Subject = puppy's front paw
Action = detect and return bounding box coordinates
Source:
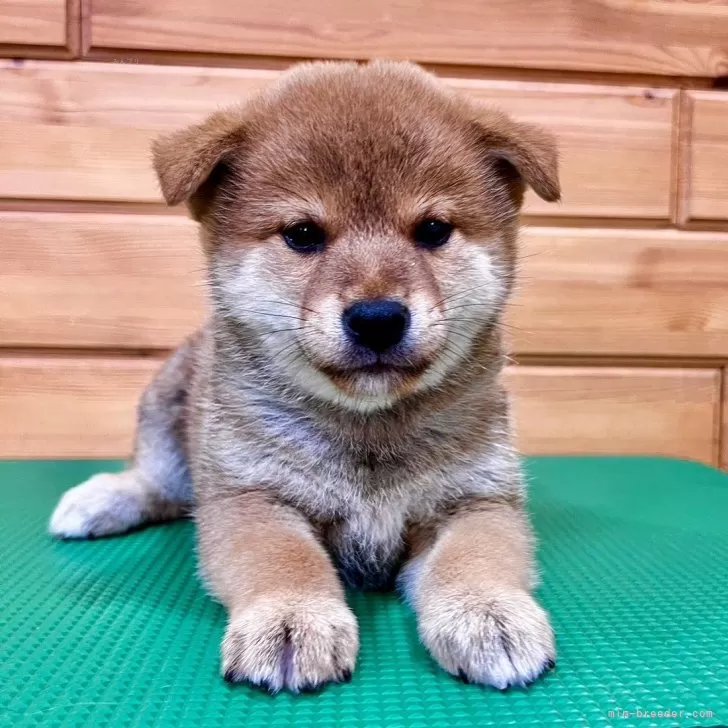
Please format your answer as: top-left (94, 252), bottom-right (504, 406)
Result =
top-left (49, 472), bottom-right (145, 539)
top-left (419, 589), bottom-right (555, 689)
top-left (222, 596), bottom-right (359, 693)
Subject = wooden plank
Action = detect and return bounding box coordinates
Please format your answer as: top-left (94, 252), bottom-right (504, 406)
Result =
top-left (684, 91), bottom-right (728, 222)
top-left (0, 62), bottom-right (271, 203)
top-left (0, 358), bottom-right (719, 462)
top-left (0, 356), bottom-right (161, 458)
top-left (0, 211), bottom-right (205, 348)
top-left (0, 0), bottom-right (66, 47)
top-left (6, 214), bottom-right (728, 357)
top-left (510, 227), bottom-right (728, 357)
top-left (0, 61), bottom-right (674, 219)
top-left (89, 0), bottom-right (728, 78)
top-left (506, 366), bottom-right (721, 465)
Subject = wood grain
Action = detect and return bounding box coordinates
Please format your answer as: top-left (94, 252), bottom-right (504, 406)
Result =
top-left (684, 91), bottom-right (728, 222)
top-left (506, 366), bottom-right (721, 465)
top-left (0, 62), bottom-right (272, 202)
top-left (0, 357), bottom-right (719, 461)
top-left (0, 356), bottom-right (161, 458)
top-left (0, 211), bottom-right (205, 348)
top-left (0, 0), bottom-right (66, 47)
top-left (89, 0), bottom-right (728, 78)
top-left (510, 227), bottom-right (728, 357)
top-left (0, 61), bottom-right (674, 219)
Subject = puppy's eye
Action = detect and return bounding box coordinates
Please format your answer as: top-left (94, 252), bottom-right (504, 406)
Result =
top-left (282, 221), bottom-right (326, 253)
top-left (412, 218), bottom-right (453, 250)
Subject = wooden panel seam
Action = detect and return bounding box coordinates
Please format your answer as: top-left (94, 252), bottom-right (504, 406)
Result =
top-left (0, 45), bottom-right (72, 59)
top-left (77, 48), bottom-right (718, 89)
top-left (682, 90), bottom-right (728, 223)
top-left (66, 0), bottom-right (82, 57)
top-left (712, 368), bottom-right (723, 467)
top-left (0, 201), bottom-right (687, 228)
top-left (676, 90), bottom-right (693, 227)
top-left (720, 367), bottom-right (727, 470)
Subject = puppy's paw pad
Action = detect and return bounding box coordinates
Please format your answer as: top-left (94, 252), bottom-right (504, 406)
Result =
top-left (222, 597), bottom-right (359, 693)
top-left (49, 473), bottom-right (145, 539)
top-left (421, 590), bottom-right (555, 689)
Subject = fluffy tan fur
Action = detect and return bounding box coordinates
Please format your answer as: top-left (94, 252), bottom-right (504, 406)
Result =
top-left (50, 60), bottom-right (560, 693)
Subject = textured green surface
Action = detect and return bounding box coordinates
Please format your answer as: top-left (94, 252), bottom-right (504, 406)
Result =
top-left (1, 457), bottom-right (727, 728)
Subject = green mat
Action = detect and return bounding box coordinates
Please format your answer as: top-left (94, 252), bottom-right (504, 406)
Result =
top-left (1, 457), bottom-right (727, 728)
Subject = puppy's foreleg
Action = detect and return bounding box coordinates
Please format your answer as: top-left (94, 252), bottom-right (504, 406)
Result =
top-left (48, 468), bottom-right (186, 539)
top-left (197, 491), bottom-right (359, 693)
top-left (49, 338), bottom-right (196, 539)
top-left (400, 500), bottom-right (555, 689)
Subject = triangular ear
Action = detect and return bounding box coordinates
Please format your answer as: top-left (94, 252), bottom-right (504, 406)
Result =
top-left (151, 107), bottom-right (246, 216)
top-left (472, 108), bottom-right (561, 204)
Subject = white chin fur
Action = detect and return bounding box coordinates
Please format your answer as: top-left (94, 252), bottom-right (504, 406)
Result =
top-left (293, 361), bottom-right (398, 413)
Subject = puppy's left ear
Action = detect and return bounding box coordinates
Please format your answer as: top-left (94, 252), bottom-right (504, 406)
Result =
top-left (151, 107), bottom-right (246, 219)
top-left (472, 108), bottom-right (561, 204)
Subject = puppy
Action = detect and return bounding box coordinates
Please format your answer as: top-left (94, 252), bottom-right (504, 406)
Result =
top-left (49, 60), bottom-right (560, 693)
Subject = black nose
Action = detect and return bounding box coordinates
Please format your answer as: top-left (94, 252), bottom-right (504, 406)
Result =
top-left (343, 299), bottom-right (411, 354)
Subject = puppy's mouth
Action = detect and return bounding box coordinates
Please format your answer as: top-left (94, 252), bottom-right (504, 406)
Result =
top-left (317, 354), bottom-right (431, 396)
top-left (345, 359), bottom-right (426, 375)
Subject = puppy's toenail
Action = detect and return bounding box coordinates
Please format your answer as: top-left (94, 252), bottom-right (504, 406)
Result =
top-left (457, 669), bottom-right (470, 684)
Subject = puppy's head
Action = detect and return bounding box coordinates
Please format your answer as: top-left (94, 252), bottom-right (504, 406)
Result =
top-left (153, 61), bottom-right (559, 411)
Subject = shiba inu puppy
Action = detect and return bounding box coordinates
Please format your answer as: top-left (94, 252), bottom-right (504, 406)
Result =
top-left (50, 60), bottom-right (560, 693)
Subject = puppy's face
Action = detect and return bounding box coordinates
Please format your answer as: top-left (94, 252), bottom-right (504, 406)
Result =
top-left (154, 62), bottom-right (559, 411)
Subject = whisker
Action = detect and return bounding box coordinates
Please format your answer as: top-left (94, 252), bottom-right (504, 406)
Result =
top-left (429, 282), bottom-right (495, 312)
top-left (442, 303), bottom-right (488, 314)
top-left (280, 347), bottom-right (308, 373)
top-left (494, 321), bottom-right (534, 336)
top-left (429, 315), bottom-right (533, 339)
top-left (434, 316), bottom-right (488, 325)
top-left (516, 249), bottom-right (555, 262)
top-left (256, 298), bottom-right (321, 316)
top-left (235, 309), bottom-right (305, 322)
top-left (258, 326), bottom-right (307, 340)
top-left (272, 338), bottom-right (307, 365)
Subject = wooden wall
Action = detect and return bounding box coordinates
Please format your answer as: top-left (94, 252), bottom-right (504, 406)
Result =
top-left (2, 1), bottom-right (728, 465)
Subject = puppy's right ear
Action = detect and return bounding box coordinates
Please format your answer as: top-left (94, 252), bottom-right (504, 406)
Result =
top-left (470, 106), bottom-right (560, 206)
top-left (152, 107), bottom-right (246, 219)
